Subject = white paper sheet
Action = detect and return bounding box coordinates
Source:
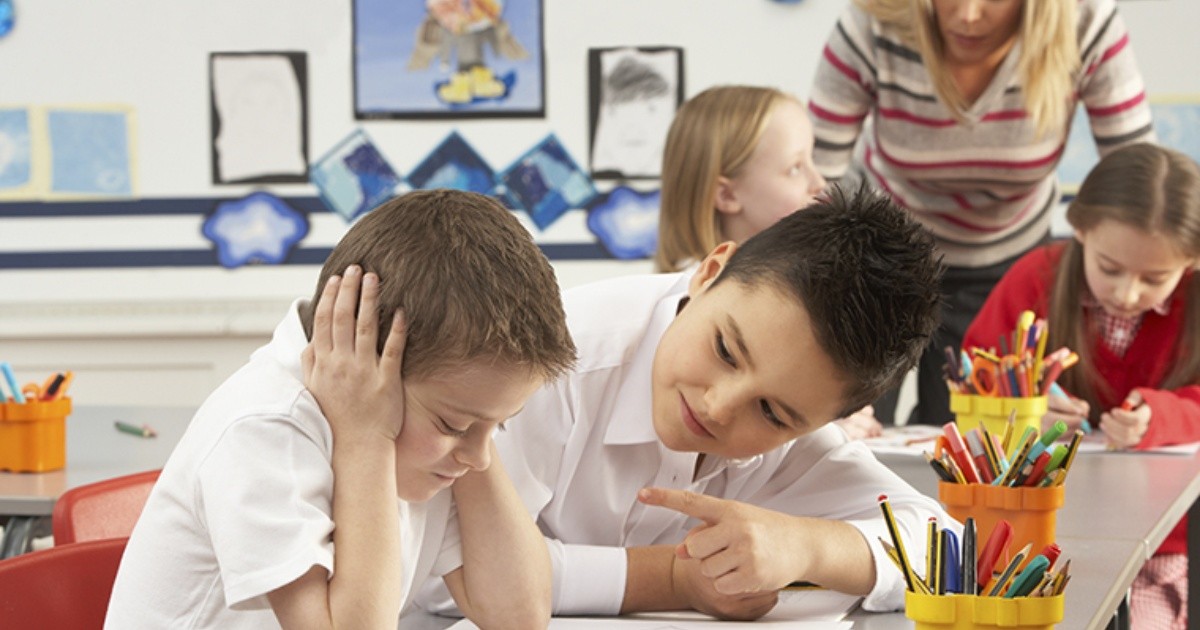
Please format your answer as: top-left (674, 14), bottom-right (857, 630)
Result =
top-left (446, 588), bottom-right (858, 629)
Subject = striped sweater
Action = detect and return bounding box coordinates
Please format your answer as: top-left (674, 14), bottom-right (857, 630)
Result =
top-left (809, 0), bottom-right (1155, 268)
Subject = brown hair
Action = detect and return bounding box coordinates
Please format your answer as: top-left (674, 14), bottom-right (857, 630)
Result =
top-left (857, 0), bottom-right (1078, 136)
top-left (301, 189), bottom-right (576, 380)
top-left (1049, 144), bottom-right (1200, 415)
top-left (655, 86), bottom-right (794, 272)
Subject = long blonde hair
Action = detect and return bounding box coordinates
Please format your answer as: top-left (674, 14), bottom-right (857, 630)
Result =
top-left (654, 86), bottom-right (790, 272)
top-left (1049, 144), bottom-right (1200, 417)
top-left (856, 0), bottom-right (1078, 136)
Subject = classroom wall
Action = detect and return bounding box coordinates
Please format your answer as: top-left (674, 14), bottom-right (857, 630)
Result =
top-left (2, 0), bottom-right (1197, 407)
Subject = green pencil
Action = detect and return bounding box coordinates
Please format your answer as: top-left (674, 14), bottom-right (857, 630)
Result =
top-left (114, 420), bottom-right (157, 438)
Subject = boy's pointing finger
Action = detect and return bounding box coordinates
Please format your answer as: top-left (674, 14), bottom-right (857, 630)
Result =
top-left (638, 487), bottom-right (726, 522)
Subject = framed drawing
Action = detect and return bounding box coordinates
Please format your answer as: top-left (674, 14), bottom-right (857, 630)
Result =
top-left (588, 46), bottom-right (684, 180)
top-left (353, 0), bottom-right (545, 119)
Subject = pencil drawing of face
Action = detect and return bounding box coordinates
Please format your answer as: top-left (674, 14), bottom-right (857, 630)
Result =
top-left (590, 49), bottom-right (678, 178)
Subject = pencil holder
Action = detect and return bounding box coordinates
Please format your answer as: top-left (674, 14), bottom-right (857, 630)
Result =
top-left (950, 394), bottom-right (1047, 442)
top-left (0, 397), bottom-right (71, 472)
top-left (905, 591), bottom-right (1064, 629)
top-left (938, 481), bottom-right (1064, 560)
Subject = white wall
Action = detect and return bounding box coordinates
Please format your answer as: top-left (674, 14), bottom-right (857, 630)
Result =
top-left (1, 0), bottom-right (1196, 407)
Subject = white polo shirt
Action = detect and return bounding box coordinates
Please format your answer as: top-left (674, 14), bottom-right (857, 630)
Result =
top-left (107, 300), bottom-right (462, 629)
top-left (422, 272), bottom-right (954, 615)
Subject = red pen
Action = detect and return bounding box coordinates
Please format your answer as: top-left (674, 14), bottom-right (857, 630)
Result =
top-left (977, 520), bottom-right (1013, 591)
top-left (1040, 543), bottom-right (1062, 567)
top-left (1023, 451), bottom-right (1053, 487)
top-left (942, 423), bottom-right (981, 484)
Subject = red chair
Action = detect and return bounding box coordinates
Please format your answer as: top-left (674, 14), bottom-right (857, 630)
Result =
top-left (0, 537), bottom-right (128, 629)
top-left (52, 469), bottom-right (161, 545)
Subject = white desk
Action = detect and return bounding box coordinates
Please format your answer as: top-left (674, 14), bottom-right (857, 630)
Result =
top-left (0, 405), bottom-right (192, 555)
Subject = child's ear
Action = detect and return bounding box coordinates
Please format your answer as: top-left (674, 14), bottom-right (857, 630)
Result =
top-left (688, 241), bottom-right (738, 296)
top-left (714, 176), bottom-right (742, 216)
top-left (1072, 229), bottom-right (1086, 245)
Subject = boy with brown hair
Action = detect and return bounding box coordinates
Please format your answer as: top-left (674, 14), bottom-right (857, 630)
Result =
top-left (420, 184), bottom-right (956, 620)
top-left (107, 189), bottom-right (576, 629)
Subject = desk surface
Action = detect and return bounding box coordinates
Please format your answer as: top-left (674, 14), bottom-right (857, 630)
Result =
top-left (0, 405), bottom-right (192, 515)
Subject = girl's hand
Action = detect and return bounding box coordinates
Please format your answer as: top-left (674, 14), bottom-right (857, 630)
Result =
top-left (1043, 392), bottom-right (1090, 435)
top-left (302, 265), bottom-right (407, 444)
top-left (834, 405), bottom-right (883, 440)
top-left (1099, 392), bottom-right (1151, 449)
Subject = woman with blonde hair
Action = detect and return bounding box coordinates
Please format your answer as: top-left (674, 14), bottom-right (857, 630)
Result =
top-left (809, 0), bottom-right (1155, 426)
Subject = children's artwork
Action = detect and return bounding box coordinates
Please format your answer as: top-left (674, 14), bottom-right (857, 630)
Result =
top-left (353, 0), bottom-right (545, 119)
top-left (0, 108), bottom-right (33, 196)
top-left (498, 134), bottom-right (596, 230)
top-left (0, 0), bottom-right (13, 38)
top-left (588, 47), bottom-right (683, 180)
top-left (210, 52), bottom-right (309, 184)
top-left (202, 192), bottom-right (309, 268)
top-left (310, 129), bottom-right (404, 222)
top-left (586, 186), bottom-right (660, 259)
top-left (407, 130), bottom-right (495, 194)
top-left (46, 106), bottom-right (135, 198)
top-left (1058, 97), bottom-right (1200, 193)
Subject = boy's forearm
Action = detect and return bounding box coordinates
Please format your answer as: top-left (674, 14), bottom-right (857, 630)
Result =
top-left (451, 449), bottom-right (552, 629)
top-left (620, 545), bottom-right (687, 613)
top-left (328, 437), bottom-right (403, 628)
top-left (791, 517), bottom-right (875, 596)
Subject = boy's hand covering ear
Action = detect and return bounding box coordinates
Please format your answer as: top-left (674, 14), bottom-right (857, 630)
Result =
top-left (639, 487), bottom-right (816, 619)
top-left (303, 265), bottom-right (408, 443)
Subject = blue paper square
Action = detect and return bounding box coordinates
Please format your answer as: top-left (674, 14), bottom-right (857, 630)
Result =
top-left (407, 131), bottom-right (496, 194)
top-left (498, 134), bottom-right (596, 230)
top-left (310, 129), bottom-right (403, 222)
top-left (48, 109), bottom-right (132, 195)
top-left (0, 109), bottom-right (31, 189)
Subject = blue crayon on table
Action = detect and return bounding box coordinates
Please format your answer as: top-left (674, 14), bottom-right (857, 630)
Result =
top-left (0, 362), bottom-right (25, 404)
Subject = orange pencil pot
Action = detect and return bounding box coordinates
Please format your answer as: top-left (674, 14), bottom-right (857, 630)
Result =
top-left (0, 397), bottom-right (71, 472)
top-left (938, 481), bottom-right (1064, 562)
top-left (905, 591), bottom-right (1064, 629)
top-left (950, 393), bottom-right (1047, 442)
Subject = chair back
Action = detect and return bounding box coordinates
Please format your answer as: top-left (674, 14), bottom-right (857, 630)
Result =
top-left (0, 537), bottom-right (128, 629)
top-left (52, 469), bottom-right (161, 545)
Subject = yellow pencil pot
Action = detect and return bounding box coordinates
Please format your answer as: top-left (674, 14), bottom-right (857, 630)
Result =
top-left (0, 397), bottom-right (70, 472)
top-left (938, 481), bottom-right (1064, 563)
top-left (951, 393), bottom-right (1047, 442)
top-left (906, 591), bottom-right (1064, 629)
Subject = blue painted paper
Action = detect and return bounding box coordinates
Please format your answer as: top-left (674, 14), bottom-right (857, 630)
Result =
top-left (202, 192), bottom-right (309, 268)
top-left (407, 131), bottom-right (496, 194)
top-left (47, 109), bottom-right (132, 196)
top-left (310, 129), bottom-right (403, 222)
top-left (586, 186), bottom-right (659, 259)
top-left (498, 134), bottom-right (596, 230)
top-left (0, 109), bottom-right (31, 189)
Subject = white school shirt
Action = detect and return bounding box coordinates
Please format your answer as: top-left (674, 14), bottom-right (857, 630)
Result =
top-left (423, 272), bottom-right (956, 615)
top-left (106, 300), bottom-right (462, 629)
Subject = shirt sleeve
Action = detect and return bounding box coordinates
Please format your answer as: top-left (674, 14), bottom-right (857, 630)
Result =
top-left (196, 412), bottom-right (335, 609)
top-left (809, 4), bottom-right (878, 181)
top-left (1135, 385), bottom-right (1200, 448)
top-left (1076, 0), bottom-right (1156, 154)
top-left (749, 433), bottom-right (960, 611)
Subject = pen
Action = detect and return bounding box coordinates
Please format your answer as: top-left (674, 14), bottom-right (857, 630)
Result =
top-left (114, 420), bottom-right (157, 438)
top-left (976, 520), bottom-right (1013, 591)
top-left (943, 529), bottom-right (961, 594)
top-left (49, 371), bottom-right (74, 401)
top-left (1, 362), bottom-right (26, 404)
top-left (961, 518), bottom-right (976, 595)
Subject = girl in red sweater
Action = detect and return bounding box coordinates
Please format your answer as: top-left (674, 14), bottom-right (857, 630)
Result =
top-left (964, 142), bottom-right (1200, 629)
